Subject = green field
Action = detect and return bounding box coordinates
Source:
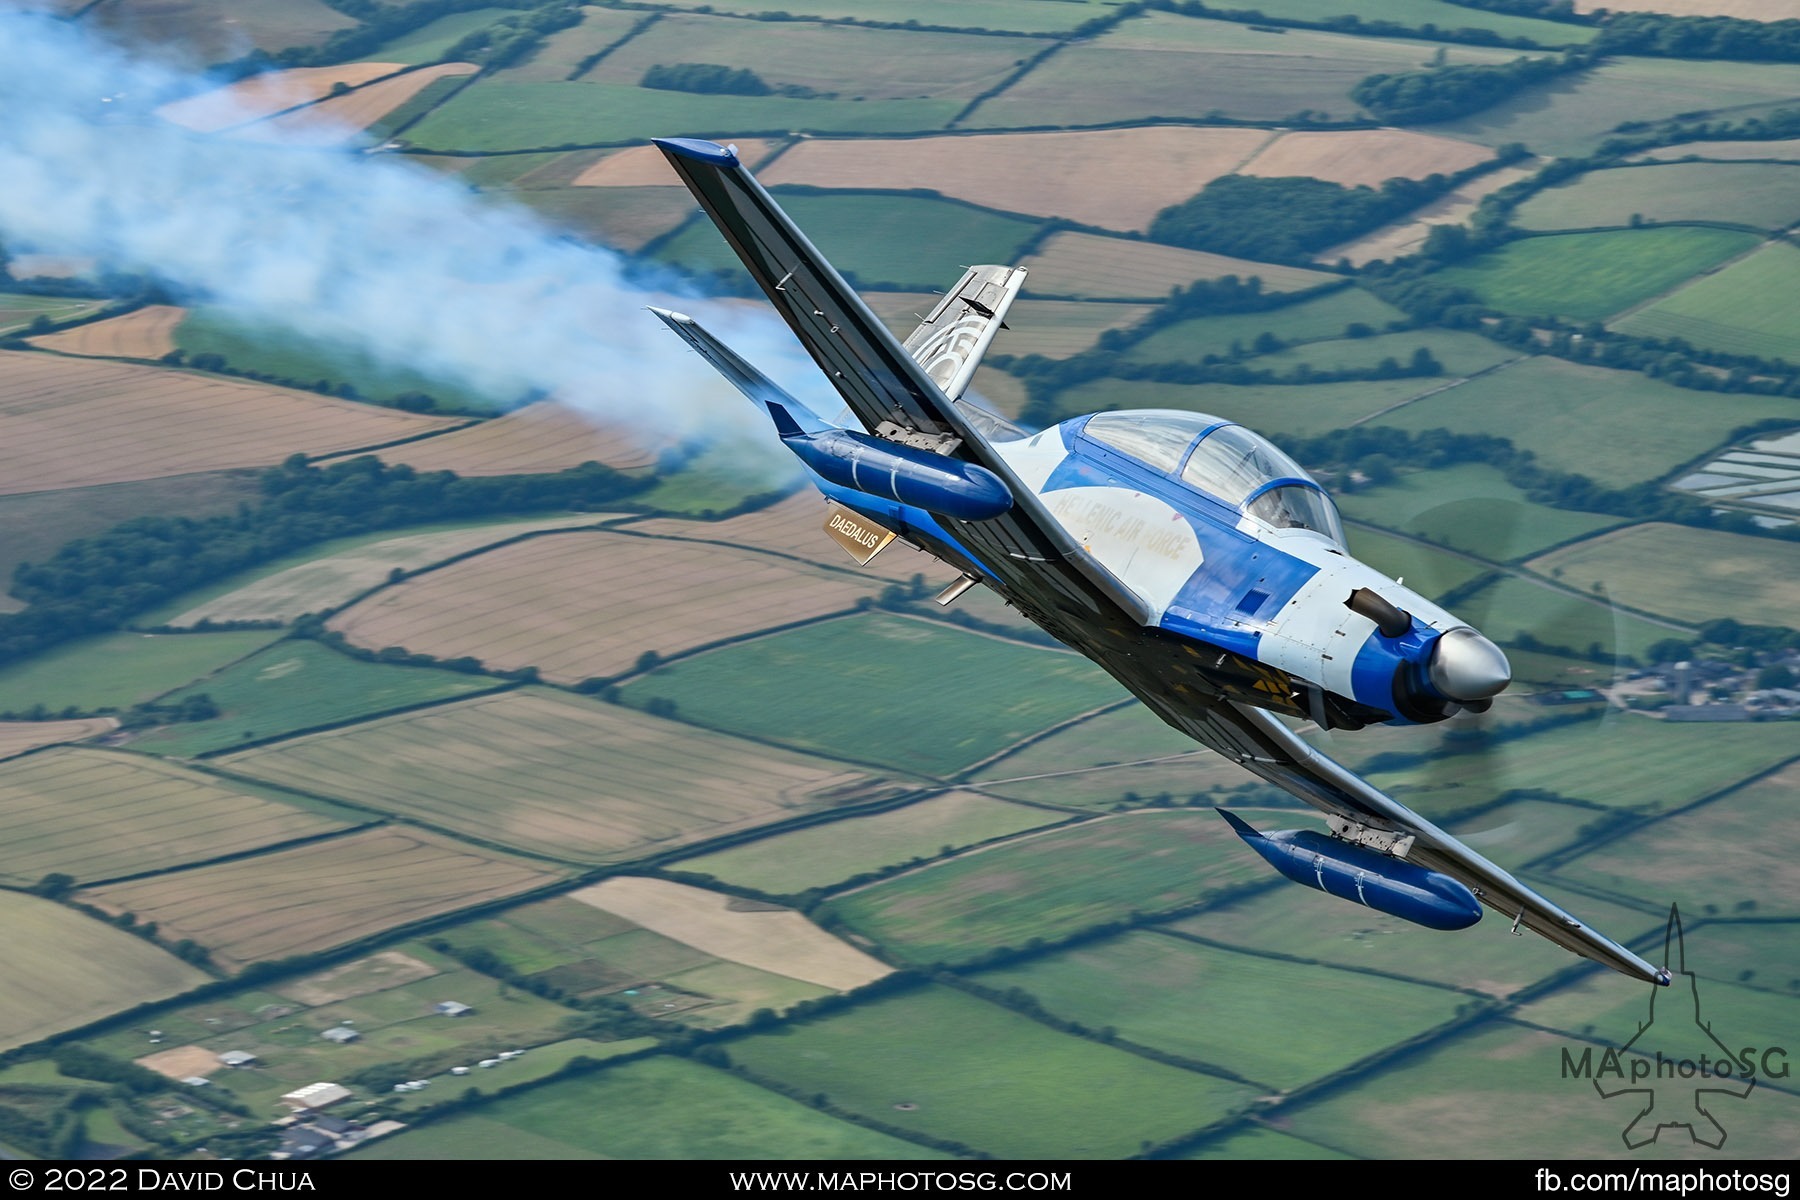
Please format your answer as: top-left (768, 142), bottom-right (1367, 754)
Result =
top-left (1253, 329), bottom-right (1519, 379)
top-left (1374, 356), bottom-right (1798, 487)
top-left (977, 931), bottom-right (1471, 1090)
top-left (1336, 462), bottom-right (1627, 562)
top-left (1428, 56), bottom-right (1800, 158)
top-left (487, 7), bottom-right (643, 83)
top-left (1186, 1126), bottom-right (1356, 1160)
top-left (1344, 525), bottom-right (1493, 600)
top-left (966, 14), bottom-right (1514, 126)
top-left (1439, 573), bottom-right (1684, 666)
top-left (628, 0), bottom-right (1112, 34)
top-left (1525, 523), bottom-right (1800, 629)
top-left (358, 1055), bottom-right (943, 1159)
top-left (587, 13), bottom-right (1040, 104)
top-left (0, 892), bottom-right (209, 1052)
top-left (0, 746), bottom-right (354, 885)
top-left (825, 809), bottom-right (1278, 966)
top-left (404, 80), bottom-right (960, 153)
top-left (1283, 1018), bottom-right (1800, 1158)
top-left (1366, 710), bottom-right (1795, 816)
top-left (0, 292), bottom-right (108, 335)
top-left (1430, 227), bottom-right (1760, 322)
top-left (176, 307), bottom-right (501, 412)
top-left (657, 190), bottom-right (1044, 292)
top-left (727, 984), bottom-right (1259, 1157)
top-left (220, 688), bottom-right (906, 863)
top-left (1230, 0), bottom-right (1595, 45)
top-left (1515, 163), bottom-right (1800, 233)
top-left (128, 641), bottom-right (505, 758)
top-left (1126, 287), bottom-right (1406, 366)
top-left (1611, 241), bottom-right (1800, 363)
top-left (1551, 763), bottom-right (1800, 917)
top-left (1056, 377), bottom-right (1431, 438)
top-left (1172, 883), bottom-right (1665, 999)
top-left (0, 629), bottom-right (283, 713)
top-left (361, 8), bottom-right (516, 66)
top-left (672, 790), bottom-right (1067, 894)
top-left (970, 703), bottom-right (1255, 808)
top-left (622, 613), bottom-right (1125, 777)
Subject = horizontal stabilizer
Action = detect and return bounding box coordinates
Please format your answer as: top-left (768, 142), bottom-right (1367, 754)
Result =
top-left (650, 306), bottom-right (827, 432)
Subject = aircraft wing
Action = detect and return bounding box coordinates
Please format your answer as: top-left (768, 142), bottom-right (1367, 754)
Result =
top-left (1154, 696), bottom-right (1670, 985)
top-left (654, 136), bottom-right (1156, 627)
top-left (654, 136), bottom-right (1667, 988)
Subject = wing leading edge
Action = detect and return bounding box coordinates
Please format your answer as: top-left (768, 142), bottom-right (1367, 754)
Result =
top-left (653, 136), bottom-right (1670, 988)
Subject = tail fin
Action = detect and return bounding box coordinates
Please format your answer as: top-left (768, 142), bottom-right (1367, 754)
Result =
top-left (902, 265), bottom-right (1026, 401)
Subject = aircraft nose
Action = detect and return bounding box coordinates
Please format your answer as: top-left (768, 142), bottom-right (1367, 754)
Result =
top-left (1428, 627), bottom-right (1511, 702)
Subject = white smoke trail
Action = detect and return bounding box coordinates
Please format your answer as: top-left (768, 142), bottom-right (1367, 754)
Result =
top-left (0, 6), bottom-right (817, 455)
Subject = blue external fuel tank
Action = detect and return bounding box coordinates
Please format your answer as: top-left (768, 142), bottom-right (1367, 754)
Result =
top-left (777, 420), bottom-right (1014, 522)
top-left (1218, 809), bottom-right (1482, 931)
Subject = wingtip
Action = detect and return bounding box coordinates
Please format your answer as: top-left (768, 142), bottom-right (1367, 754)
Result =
top-left (652, 137), bottom-right (740, 167)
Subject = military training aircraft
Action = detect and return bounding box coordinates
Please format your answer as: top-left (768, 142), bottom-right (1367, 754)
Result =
top-left (650, 135), bottom-right (1671, 987)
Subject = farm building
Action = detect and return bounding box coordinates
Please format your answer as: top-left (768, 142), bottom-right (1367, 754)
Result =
top-left (281, 1082), bottom-right (350, 1111)
top-left (434, 1000), bottom-right (473, 1016)
top-left (321, 1026), bottom-right (360, 1044)
top-left (218, 1050), bottom-right (257, 1067)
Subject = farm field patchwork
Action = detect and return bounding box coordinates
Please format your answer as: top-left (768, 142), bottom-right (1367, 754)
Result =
top-left (824, 809), bottom-right (1280, 966)
top-left (234, 63), bottom-right (480, 146)
top-left (623, 492), bottom-right (940, 583)
top-left (357, 1055), bottom-right (945, 1159)
top-left (359, 8), bottom-right (514, 65)
top-left (154, 63), bottom-right (405, 132)
top-left (1125, 286), bottom-right (1405, 364)
top-left (1343, 525), bottom-right (1493, 602)
top-left (624, 0), bottom-right (1110, 32)
top-left (513, 184), bottom-right (695, 250)
top-left (91, 0), bottom-right (355, 60)
top-left (1321, 161), bottom-right (1541, 266)
top-left (1571, 0), bottom-right (1800, 15)
top-left (727, 984), bottom-right (1260, 1158)
top-left (327, 529), bottom-right (880, 683)
top-left (1427, 55), bottom-right (1800, 157)
top-left (1373, 356), bottom-right (1798, 487)
top-left (0, 351), bottom-right (461, 495)
top-left (976, 930), bottom-right (1470, 1090)
top-left (621, 612), bottom-right (1126, 776)
top-left (1365, 711), bottom-right (1794, 817)
top-left (969, 702), bottom-right (1247, 801)
top-left (0, 892), bottom-right (209, 1052)
top-left (670, 790), bottom-right (1069, 895)
top-left (1524, 523), bottom-right (1800, 628)
top-left (1237, 128), bottom-right (1495, 187)
top-left (571, 140), bottom-right (779, 188)
top-left (1023, 230), bottom-right (1336, 300)
top-left (1253, 328), bottom-right (1520, 379)
top-left (571, 877), bottom-right (891, 991)
top-left (0, 747), bottom-right (353, 886)
top-left (1442, 574), bottom-right (1688, 666)
top-left (485, 6), bottom-right (643, 83)
top-left (127, 641), bottom-right (506, 758)
top-left (404, 79), bottom-right (959, 153)
top-left (164, 512), bottom-right (614, 627)
top-left (1238, 0), bottom-right (1596, 43)
top-left (965, 14), bottom-right (1515, 127)
top-left (583, 13), bottom-right (1040, 103)
top-left (1335, 462), bottom-right (1627, 562)
top-left (1428, 227), bottom-right (1760, 322)
top-left (0, 629), bottom-right (283, 713)
top-left (1515, 162), bottom-right (1800, 233)
top-left (1549, 762), bottom-right (1800, 916)
top-left (1643, 137), bottom-right (1800, 162)
top-left (28, 304), bottom-right (185, 359)
top-left (759, 127), bottom-right (1276, 233)
top-left (1610, 241), bottom-right (1800, 363)
top-left (368, 399), bottom-right (664, 474)
top-left (78, 827), bottom-right (564, 971)
top-left (219, 688), bottom-right (906, 863)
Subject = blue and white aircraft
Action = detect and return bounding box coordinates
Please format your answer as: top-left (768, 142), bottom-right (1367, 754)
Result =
top-left (651, 135), bottom-right (1669, 987)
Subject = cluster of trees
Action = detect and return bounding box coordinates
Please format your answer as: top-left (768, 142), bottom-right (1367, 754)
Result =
top-left (1445, 1), bottom-right (1800, 64)
top-left (0, 455), bottom-right (648, 668)
top-left (1351, 53), bottom-right (1587, 124)
top-left (247, 0), bottom-right (546, 71)
top-left (1149, 0), bottom-right (1567, 50)
top-left (640, 62), bottom-right (823, 98)
top-left (1148, 158), bottom-right (1521, 263)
